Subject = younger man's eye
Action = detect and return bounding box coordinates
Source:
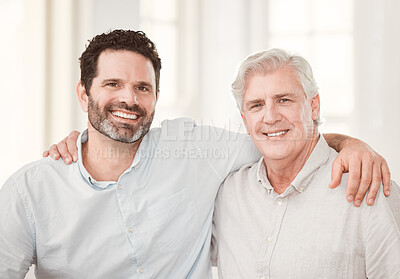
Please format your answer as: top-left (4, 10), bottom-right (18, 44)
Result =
top-left (106, 83), bottom-right (118, 87)
top-left (137, 86), bottom-right (148, 92)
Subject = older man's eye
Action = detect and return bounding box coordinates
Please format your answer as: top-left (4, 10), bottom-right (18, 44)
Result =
top-left (251, 104), bottom-right (263, 109)
top-left (279, 98), bottom-right (290, 103)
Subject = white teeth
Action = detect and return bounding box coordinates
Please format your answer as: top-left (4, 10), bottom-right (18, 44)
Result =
top-left (267, 130), bottom-right (288, 137)
top-left (112, 111), bottom-right (138, 120)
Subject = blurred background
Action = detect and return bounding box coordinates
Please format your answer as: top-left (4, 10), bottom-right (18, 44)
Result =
top-left (0, 0), bottom-right (399, 278)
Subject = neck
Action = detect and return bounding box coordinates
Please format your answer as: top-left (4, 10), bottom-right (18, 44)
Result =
top-left (82, 126), bottom-right (142, 181)
top-left (265, 132), bottom-right (320, 195)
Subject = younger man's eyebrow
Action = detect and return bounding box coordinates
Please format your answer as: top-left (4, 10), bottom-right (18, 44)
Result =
top-left (134, 81), bottom-right (153, 89)
top-left (101, 78), bottom-right (123, 84)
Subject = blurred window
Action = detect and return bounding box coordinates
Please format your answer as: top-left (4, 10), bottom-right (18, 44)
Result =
top-left (140, 0), bottom-right (179, 110)
top-left (266, 0), bottom-right (354, 134)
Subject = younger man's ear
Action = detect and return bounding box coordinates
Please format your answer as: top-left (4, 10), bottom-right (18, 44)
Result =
top-left (76, 82), bottom-right (89, 112)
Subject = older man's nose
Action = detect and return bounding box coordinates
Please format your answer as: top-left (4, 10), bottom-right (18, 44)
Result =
top-left (263, 104), bottom-right (281, 124)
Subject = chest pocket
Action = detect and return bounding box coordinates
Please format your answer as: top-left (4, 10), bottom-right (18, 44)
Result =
top-left (147, 186), bottom-right (199, 253)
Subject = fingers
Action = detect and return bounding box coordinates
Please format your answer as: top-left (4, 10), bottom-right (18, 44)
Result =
top-left (48, 144), bottom-right (61, 160)
top-left (46, 131), bottom-right (80, 164)
top-left (346, 159), bottom-right (361, 204)
top-left (329, 138), bottom-right (392, 207)
top-left (42, 151), bottom-right (50, 158)
top-left (365, 163), bottom-right (381, 205)
top-left (329, 157), bottom-right (344, 189)
top-left (380, 159), bottom-right (391, 196)
top-left (353, 157), bottom-right (373, 207)
top-left (66, 131), bottom-right (80, 162)
top-left (57, 138), bottom-right (73, 164)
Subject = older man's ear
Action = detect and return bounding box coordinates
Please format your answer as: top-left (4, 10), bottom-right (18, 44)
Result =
top-left (311, 94), bottom-right (320, 121)
top-left (240, 112), bottom-right (251, 135)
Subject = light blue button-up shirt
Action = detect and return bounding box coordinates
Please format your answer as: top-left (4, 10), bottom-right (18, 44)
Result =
top-left (0, 118), bottom-right (259, 279)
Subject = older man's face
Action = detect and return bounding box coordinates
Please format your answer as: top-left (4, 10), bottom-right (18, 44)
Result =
top-left (241, 67), bottom-right (320, 162)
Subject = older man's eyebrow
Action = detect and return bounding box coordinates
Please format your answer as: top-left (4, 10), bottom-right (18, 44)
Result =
top-left (272, 93), bottom-right (298, 99)
top-left (245, 98), bottom-right (264, 106)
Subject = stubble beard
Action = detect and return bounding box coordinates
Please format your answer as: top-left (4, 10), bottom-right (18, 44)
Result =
top-left (87, 96), bottom-right (154, 144)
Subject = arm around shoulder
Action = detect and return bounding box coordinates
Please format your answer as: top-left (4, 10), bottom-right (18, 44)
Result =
top-left (324, 133), bottom-right (391, 207)
top-left (43, 130), bottom-right (80, 164)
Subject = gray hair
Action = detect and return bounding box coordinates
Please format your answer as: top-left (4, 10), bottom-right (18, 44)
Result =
top-left (232, 49), bottom-right (319, 117)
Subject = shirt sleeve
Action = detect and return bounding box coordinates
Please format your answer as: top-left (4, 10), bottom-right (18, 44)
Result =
top-left (159, 118), bottom-right (261, 180)
top-left (0, 177), bottom-right (35, 278)
top-left (194, 123), bottom-right (261, 179)
top-left (365, 181), bottom-right (400, 278)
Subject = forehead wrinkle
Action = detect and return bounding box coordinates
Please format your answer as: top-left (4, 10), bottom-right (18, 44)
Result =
top-left (97, 50), bottom-right (156, 83)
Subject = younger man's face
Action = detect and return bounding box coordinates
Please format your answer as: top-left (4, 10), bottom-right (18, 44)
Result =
top-left (86, 49), bottom-right (157, 143)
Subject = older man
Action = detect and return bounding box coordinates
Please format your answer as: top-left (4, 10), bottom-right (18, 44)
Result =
top-left (211, 49), bottom-right (400, 278)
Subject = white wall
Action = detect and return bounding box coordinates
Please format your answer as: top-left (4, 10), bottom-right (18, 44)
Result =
top-left (0, 0), bottom-right (46, 195)
top-left (353, 0), bottom-right (400, 182)
top-left (197, 0), bottom-right (249, 130)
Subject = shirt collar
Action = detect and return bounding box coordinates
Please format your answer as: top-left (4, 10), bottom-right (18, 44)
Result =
top-left (291, 135), bottom-right (331, 192)
top-left (77, 129), bottom-right (147, 190)
top-left (257, 157), bottom-right (274, 194)
top-left (257, 135), bottom-right (331, 194)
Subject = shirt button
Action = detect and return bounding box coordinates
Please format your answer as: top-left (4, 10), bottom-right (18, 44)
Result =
top-left (298, 186), bottom-right (304, 191)
top-left (277, 200), bottom-right (283, 206)
top-left (117, 184), bottom-right (122, 190)
top-left (267, 236), bottom-right (272, 242)
top-left (138, 268), bottom-right (144, 273)
top-left (128, 227), bottom-right (134, 233)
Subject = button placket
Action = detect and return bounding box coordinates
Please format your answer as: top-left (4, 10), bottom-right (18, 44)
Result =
top-left (115, 180), bottom-right (141, 267)
top-left (261, 196), bottom-right (289, 278)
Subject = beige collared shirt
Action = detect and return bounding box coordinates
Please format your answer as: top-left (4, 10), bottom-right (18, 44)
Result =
top-left (212, 136), bottom-right (400, 279)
